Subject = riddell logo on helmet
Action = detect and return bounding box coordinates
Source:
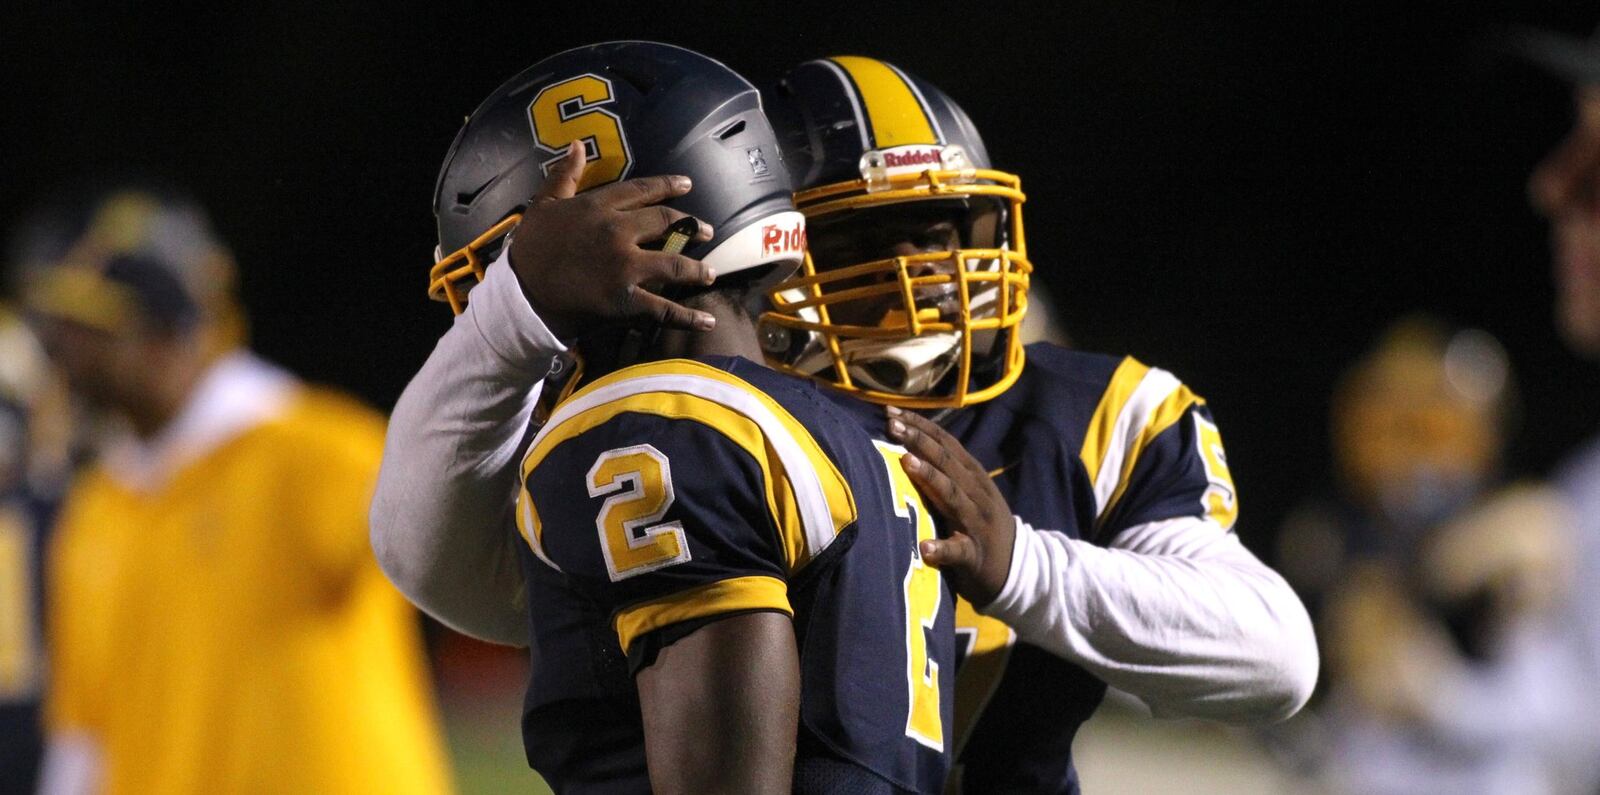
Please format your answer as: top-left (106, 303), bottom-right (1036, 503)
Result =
top-left (762, 223), bottom-right (806, 256)
top-left (881, 148), bottom-right (942, 169)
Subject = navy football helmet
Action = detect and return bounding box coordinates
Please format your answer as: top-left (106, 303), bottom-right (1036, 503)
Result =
top-left (430, 41), bottom-right (803, 314)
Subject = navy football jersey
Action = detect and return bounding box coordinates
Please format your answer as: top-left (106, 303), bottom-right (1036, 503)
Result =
top-left (824, 343), bottom-right (1240, 794)
top-left (515, 356), bottom-right (956, 793)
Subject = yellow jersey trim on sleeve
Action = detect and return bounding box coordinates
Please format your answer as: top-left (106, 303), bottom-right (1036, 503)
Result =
top-left (515, 485), bottom-right (562, 573)
top-left (1079, 357), bottom-right (1150, 490)
top-left (520, 360), bottom-right (858, 574)
top-left (613, 574), bottom-right (792, 655)
top-left (1079, 357), bottom-right (1204, 524)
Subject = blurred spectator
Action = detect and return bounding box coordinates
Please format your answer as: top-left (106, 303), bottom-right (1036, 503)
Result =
top-left (1276, 317), bottom-right (1600, 795)
top-left (0, 308), bottom-right (70, 795)
top-left (11, 186), bottom-right (454, 795)
top-left (1523, 16), bottom-right (1600, 732)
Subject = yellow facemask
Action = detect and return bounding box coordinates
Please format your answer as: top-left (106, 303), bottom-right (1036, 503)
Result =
top-left (760, 149), bottom-right (1031, 408)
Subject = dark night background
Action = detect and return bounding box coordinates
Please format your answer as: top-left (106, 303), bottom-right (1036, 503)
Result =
top-left (6, 1), bottom-right (1599, 551)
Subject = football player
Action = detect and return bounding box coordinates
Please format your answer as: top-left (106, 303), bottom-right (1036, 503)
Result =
top-left (757, 57), bottom-right (1318, 791)
top-left (381, 41), bottom-right (955, 792)
top-left (1516, 19), bottom-right (1600, 786)
top-left (371, 53), bottom-right (1319, 794)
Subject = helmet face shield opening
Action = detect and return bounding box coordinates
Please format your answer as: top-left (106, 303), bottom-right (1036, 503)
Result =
top-left (761, 161), bottom-right (1031, 408)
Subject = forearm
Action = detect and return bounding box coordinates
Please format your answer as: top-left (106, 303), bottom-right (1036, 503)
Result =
top-left (370, 255), bottom-right (558, 646)
top-left (982, 516), bottom-right (1318, 723)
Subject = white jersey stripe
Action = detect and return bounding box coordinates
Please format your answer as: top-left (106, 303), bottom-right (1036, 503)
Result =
top-left (532, 372), bottom-right (841, 560)
top-left (1090, 367), bottom-right (1183, 519)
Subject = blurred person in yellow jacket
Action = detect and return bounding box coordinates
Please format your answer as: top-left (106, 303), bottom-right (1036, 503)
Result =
top-left (12, 186), bottom-right (453, 795)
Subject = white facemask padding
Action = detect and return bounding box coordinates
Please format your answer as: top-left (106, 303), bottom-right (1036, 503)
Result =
top-left (784, 253), bottom-right (1009, 396)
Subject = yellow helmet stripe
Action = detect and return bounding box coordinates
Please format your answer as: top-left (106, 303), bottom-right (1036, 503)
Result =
top-left (828, 56), bottom-right (939, 148)
top-left (882, 61), bottom-right (946, 142)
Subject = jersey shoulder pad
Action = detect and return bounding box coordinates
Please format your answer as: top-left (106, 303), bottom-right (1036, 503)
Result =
top-left (517, 359), bottom-right (859, 649)
top-left (1067, 355), bottom-right (1236, 538)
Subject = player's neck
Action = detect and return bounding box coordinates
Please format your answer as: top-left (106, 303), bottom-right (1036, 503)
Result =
top-left (650, 303), bottom-right (766, 365)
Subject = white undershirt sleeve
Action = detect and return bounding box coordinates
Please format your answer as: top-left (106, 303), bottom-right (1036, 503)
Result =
top-left (369, 250), bottom-right (559, 646)
top-left (980, 515), bottom-right (1319, 724)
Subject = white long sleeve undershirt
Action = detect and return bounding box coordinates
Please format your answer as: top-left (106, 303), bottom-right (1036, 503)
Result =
top-left (370, 251), bottom-right (559, 645)
top-left (981, 515), bottom-right (1319, 723)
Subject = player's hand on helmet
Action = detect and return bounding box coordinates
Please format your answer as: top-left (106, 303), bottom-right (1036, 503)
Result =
top-left (886, 406), bottom-right (1014, 607)
top-left (507, 141), bottom-right (718, 339)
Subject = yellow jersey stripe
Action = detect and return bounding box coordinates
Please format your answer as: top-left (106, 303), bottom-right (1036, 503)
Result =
top-left (514, 485), bottom-right (562, 572)
top-left (520, 360), bottom-right (857, 573)
top-left (829, 56), bottom-right (938, 147)
top-left (1079, 357), bottom-right (1150, 492)
top-left (951, 597), bottom-right (1016, 759)
top-left (1081, 359), bottom-right (1209, 523)
top-left (0, 509), bottom-right (38, 696)
top-left (1098, 384), bottom-right (1203, 525)
top-left (613, 575), bottom-right (792, 655)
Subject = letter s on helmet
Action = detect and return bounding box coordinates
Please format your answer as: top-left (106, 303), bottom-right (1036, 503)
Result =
top-left (429, 41), bottom-right (803, 314)
top-left (758, 57), bottom-right (1031, 409)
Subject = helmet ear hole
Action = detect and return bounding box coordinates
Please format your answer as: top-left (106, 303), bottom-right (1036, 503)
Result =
top-left (453, 176), bottom-right (497, 213)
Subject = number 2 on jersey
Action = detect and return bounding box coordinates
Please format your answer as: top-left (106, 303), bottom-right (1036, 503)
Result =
top-left (874, 441), bottom-right (944, 751)
top-left (588, 444), bottom-right (689, 582)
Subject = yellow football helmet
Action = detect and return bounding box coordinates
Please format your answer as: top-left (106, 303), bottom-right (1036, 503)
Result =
top-left (758, 57), bottom-right (1031, 408)
top-left (1332, 316), bottom-right (1514, 530)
